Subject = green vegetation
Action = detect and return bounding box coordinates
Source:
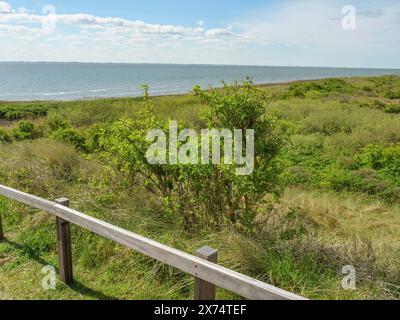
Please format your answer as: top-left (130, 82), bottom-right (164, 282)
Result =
top-left (0, 103), bottom-right (54, 121)
top-left (0, 75), bottom-right (400, 300)
top-left (12, 121), bottom-right (41, 141)
top-left (96, 81), bottom-right (285, 228)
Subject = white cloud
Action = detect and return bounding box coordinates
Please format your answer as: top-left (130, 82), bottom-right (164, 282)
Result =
top-left (0, 1), bottom-right (11, 13)
top-left (205, 28), bottom-right (234, 37)
top-left (17, 7), bottom-right (30, 14)
top-left (0, 11), bottom-right (208, 37)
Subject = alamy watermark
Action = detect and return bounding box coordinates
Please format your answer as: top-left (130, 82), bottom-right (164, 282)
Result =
top-left (41, 265), bottom-right (56, 290)
top-left (146, 121), bottom-right (255, 176)
top-left (0, 3), bottom-right (57, 32)
top-left (342, 265), bottom-right (357, 290)
top-left (342, 5), bottom-right (357, 30)
top-left (41, 5), bottom-right (57, 33)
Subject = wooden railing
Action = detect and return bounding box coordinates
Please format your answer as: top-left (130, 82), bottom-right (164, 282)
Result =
top-left (0, 184), bottom-right (307, 300)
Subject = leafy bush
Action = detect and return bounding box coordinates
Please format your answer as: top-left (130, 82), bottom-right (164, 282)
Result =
top-left (50, 128), bottom-right (87, 152)
top-left (0, 104), bottom-right (49, 120)
top-left (98, 81), bottom-right (286, 228)
top-left (385, 91), bottom-right (400, 100)
top-left (380, 187), bottom-right (400, 204)
top-left (47, 115), bottom-right (70, 131)
top-left (0, 128), bottom-right (11, 143)
top-left (372, 100), bottom-right (386, 109)
top-left (384, 104), bottom-right (400, 114)
top-left (288, 79), bottom-right (354, 98)
top-left (288, 166), bottom-right (311, 184)
top-left (350, 168), bottom-right (390, 195)
top-left (362, 86), bottom-right (374, 93)
top-left (369, 76), bottom-right (400, 98)
top-left (319, 166), bottom-right (356, 192)
top-left (357, 144), bottom-right (400, 186)
top-left (86, 124), bottom-right (109, 153)
top-left (13, 121), bottom-right (38, 140)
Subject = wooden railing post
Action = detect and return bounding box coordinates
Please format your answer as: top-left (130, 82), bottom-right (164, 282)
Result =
top-left (194, 246), bottom-right (218, 300)
top-left (55, 198), bottom-right (73, 285)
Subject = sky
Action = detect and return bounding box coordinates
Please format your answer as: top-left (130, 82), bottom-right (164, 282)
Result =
top-left (0, 0), bottom-right (399, 68)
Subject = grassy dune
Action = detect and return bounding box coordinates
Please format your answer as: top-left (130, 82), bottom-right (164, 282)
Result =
top-left (0, 75), bottom-right (400, 300)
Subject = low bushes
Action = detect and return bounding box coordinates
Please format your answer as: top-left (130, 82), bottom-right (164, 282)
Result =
top-left (385, 90), bottom-right (400, 100)
top-left (287, 78), bottom-right (355, 98)
top-left (286, 144), bottom-right (400, 203)
top-left (384, 104), bottom-right (400, 114)
top-left (12, 121), bottom-right (40, 141)
top-left (0, 104), bottom-right (49, 120)
top-left (357, 144), bottom-right (400, 186)
top-left (50, 128), bottom-right (87, 152)
top-left (46, 115), bottom-right (88, 152)
top-left (0, 128), bottom-right (11, 143)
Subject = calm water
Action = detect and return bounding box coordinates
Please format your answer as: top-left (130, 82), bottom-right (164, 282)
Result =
top-left (1, 62), bottom-right (399, 101)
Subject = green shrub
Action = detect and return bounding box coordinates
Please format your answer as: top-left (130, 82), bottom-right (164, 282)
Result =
top-left (47, 115), bottom-right (70, 131)
top-left (288, 166), bottom-right (311, 184)
top-left (385, 91), bottom-right (400, 100)
top-left (13, 121), bottom-right (37, 140)
top-left (362, 86), bottom-right (373, 93)
top-left (0, 128), bottom-right (11, 143)
top-left (350, 168), bottom-right (390, 195)
top-left (86, 124), bottom-right (108, 153)
top-left (50, 128), bottom-right (87, 152)
top-left (288, 79), bottom-right (354, 98)
top-left (98, 81), bottom-right (286, 228)
top-left (380, 187), bottom-right (400, 204)
top-left (319, 166), bottom-right (355, 192)
top-left (0, 104), bottom-right (49, 120)
top-left (369, 76), bottom-right (400, 98)
top-left (357, 144), bottom-right (400, 186)
top-left (373, 100), bottom-right (386, 109)
top-left (384, 105), bottom-right (400, 114)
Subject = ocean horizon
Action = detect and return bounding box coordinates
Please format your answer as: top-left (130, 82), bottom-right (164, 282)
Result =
top-left (1, 62), bottom-right (399, 101)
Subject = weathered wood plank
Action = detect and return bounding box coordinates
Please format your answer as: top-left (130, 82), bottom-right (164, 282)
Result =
top-left (195, 246), bottom-right (218, 300)
top-left (55, 198), bottom-right (73, 285)
top-left (0, 184), bottom-right (307, 300)
top-left (0, 185), bottom-right (54, 212)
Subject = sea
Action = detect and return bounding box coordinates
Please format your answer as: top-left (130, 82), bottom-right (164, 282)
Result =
top-left (0, 62), bottom-right (399, 101)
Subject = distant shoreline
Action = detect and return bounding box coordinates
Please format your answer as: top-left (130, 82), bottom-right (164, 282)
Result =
top-left (1, 61), bottom-right (400, 70)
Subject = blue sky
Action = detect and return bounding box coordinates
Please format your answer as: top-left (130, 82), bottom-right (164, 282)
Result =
top-left (0, 0), bottom-right (399, 68)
